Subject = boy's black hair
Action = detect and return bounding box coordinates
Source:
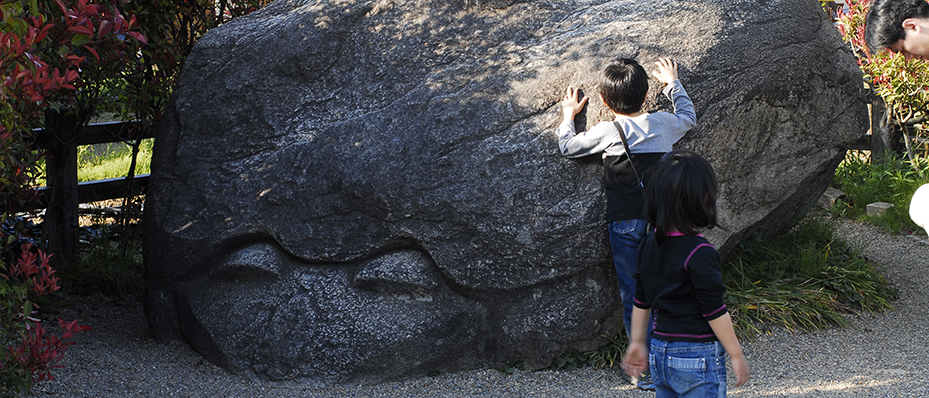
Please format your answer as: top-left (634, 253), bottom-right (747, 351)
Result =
top-left (599, 58), bottom-right (649, 115)
top-left (865, 0), bottom-right (929, 53)
top-left (644, 150), bottom-right (719, 238)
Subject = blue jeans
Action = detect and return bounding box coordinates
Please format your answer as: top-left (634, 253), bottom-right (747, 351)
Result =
top-left (649, 340), bottom-right (727, 398)
top-left (608, 220), bottom-right (650, 345)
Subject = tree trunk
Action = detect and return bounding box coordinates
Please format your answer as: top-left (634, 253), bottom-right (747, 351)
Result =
top-left (870, 96), bottom-right (901, 163)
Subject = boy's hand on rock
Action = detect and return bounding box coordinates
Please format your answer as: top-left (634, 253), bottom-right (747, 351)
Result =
top-left (561, 86), bottom-right (588, 119)
top-left (652, 58), bottom-right (679, 84)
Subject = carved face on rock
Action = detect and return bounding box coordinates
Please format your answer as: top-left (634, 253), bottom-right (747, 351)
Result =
top-left (145, 122), bottom-right (620, 382)
top-left (144, 74), bottom-right (622, 383)
top-left (142, 0), bottom-right (632, 385)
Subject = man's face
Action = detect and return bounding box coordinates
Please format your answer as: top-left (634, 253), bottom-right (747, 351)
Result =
top-left (890, 18), bottom-right (929, 60)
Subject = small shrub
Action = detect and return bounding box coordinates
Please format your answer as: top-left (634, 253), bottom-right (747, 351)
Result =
top-left (546, 351), bottom-right (590, 371)
top-left (723, 216), bottom-right (896, 339)
top-left (587, 332), bottom-right (627, 370)
top-left (0, 219), bottom-right (89, 396)
top-left (55, 204), bottom-right (144, 297)
top-left (499, 360), bottom-right (525, 375)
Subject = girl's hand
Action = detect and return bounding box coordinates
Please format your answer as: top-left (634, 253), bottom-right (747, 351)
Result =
top-left (652, 58), bottom-right (679, 84)
top-left (621, 342), bottom-right (649, 376)
top-left (561, 86), bottom-right (588, 119)
top-left (731, 355), bottom-right (751, 386)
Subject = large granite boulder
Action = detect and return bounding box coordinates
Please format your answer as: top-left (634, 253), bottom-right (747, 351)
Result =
top-left (143, 0), bottom-right (867, 385)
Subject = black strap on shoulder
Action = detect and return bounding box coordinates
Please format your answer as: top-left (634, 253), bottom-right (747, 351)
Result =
top-left (614, 121), bottom-right (645, 192)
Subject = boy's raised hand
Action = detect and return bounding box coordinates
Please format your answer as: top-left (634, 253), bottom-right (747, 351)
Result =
top-left (561, 86), bottom-right (588, 120)
top-left (652, 58), bottom-right (679, 85)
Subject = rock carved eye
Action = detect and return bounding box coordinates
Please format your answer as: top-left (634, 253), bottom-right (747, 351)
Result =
top-left (352, 250), bottom-right (442, 300)
top-left (214, 242), bottom-right (283, 282)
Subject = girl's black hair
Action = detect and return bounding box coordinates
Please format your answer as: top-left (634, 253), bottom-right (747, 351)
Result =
top-left (599, 58), bottom-right (649, 115)
top-left (644, 150), bottom-right (719, 239)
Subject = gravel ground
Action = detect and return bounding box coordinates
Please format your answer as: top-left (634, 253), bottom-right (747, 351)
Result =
top-left (28, 218), bottom-right (929, 398)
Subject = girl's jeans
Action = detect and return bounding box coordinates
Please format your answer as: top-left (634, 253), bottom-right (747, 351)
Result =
top-left (608, 219), bottom-right (651, 344)
top-left (649, 340), bottom-right (728, 398)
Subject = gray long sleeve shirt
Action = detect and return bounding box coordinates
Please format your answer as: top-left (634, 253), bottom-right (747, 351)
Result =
top-left (557, 80), bottom-right (696, 159)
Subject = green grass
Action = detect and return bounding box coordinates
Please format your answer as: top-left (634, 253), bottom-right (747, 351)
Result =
top-left (46, 139), bottom-right (150, 296)
top-left (831, 150), bottom-right (928, 234)
top-left (77, 139), bottom-right (153, 183)
top-left (34, 138), bottom-right (153, 186)
top-left (586, 333), bottom-right (628, 369)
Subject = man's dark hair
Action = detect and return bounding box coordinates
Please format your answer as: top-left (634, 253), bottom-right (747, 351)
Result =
top-left (599, 58), bottom-right (649, 115)
top-left (865, 0), bottom-right (929, 53)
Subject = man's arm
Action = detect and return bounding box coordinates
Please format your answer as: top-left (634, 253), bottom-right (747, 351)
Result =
top-left (655, 58), bottom-right (696, 138)
top-left (652, 58), bottom-right (679, 84)
top-left (689, 245), bottom-right (749, 386)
